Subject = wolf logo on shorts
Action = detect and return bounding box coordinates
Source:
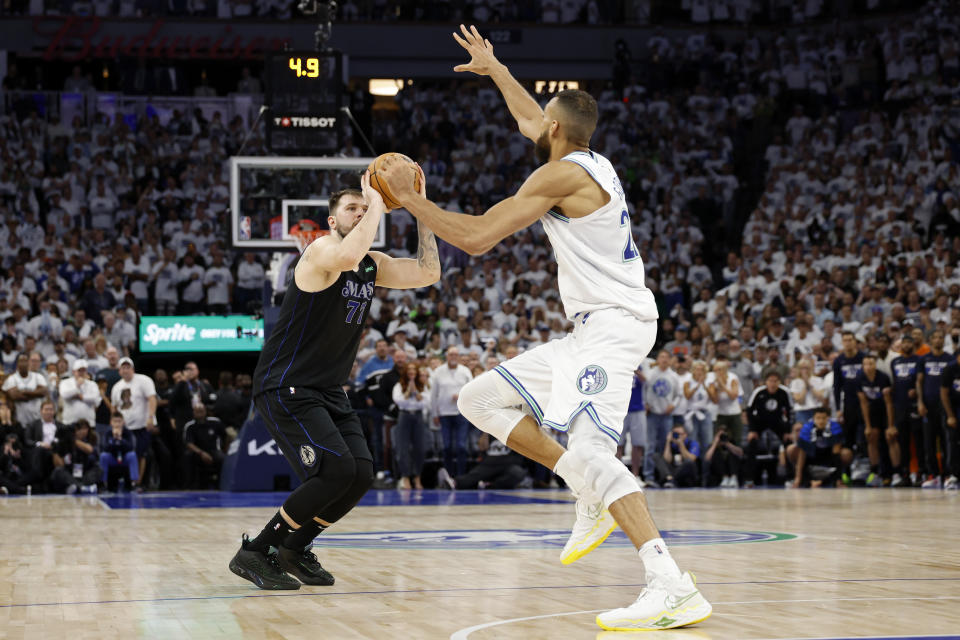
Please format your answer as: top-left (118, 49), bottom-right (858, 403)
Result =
top-left (578, 366), bottom-right (608, 395)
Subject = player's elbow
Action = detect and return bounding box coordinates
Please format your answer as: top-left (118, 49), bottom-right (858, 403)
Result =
top-left (420, 266), bottom-right (442, 287)
top-left (464, 235), bottom-right (496, 256)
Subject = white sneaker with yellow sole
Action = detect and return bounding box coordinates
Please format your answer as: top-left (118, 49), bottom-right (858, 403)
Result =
top-left (596, 572), bottom-right (712, 631)
top-left (559, 497), bottom-right (618, 565)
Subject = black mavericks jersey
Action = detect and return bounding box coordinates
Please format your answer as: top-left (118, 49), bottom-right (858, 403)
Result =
top-left (254, 254), bottom-right (377, 394)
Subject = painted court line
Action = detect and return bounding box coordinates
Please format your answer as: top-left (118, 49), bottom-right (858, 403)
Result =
top-left (1, 577), bottom-right (959, 610)
top-left (449, 598), bottom-right (960, 640)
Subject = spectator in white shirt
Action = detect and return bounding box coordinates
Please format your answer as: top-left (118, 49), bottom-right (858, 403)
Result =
top-left (790, 357), bottom-right (828, 425)
top-left (179, 254), bottom-right (205, 314)
top-left (110, 357), bottom-right (157, 490)
top-left (152, 247), bottom-right (180, 315)
top-left (26, 301), bottom-right (63, 343)
top-left (203, 253), bottom-right (234, 314)
top-left (644, 350), bottom-right (682, 483)
top-left (2, 353), bottom-right (48, 425)
top-left (430, 346), bottom-right (473, 476)
top-left (123, 243), bottom-right (152, 310)
top-left (59, 359), bottom-right (101, 426)
top-left (392, 361), bottom-right (428, 490)
top-left (235, 253), bottom-right (266, 314)
top-left (102, 311), bottom-right (136, 354)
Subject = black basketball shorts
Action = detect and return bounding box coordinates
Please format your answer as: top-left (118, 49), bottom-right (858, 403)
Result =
top-left (254, 385), bottom-right (372, 482)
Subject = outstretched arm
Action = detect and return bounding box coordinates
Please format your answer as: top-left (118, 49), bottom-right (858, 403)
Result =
top-left (369, 166), bottom-right (441, 289)
top-left (381, 159), bottom-right (578, 255)
top-left (453, 24), bottom-right (543, 142)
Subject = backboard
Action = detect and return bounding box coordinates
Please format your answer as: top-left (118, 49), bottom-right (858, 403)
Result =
top-left (229, 156), bottom-right (385, 252)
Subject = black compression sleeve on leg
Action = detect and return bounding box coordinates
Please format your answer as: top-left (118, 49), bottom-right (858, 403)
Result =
top-left (314, 458), bottom-right (374, 524)
top-left (281, 453), bottom-right (357, 524)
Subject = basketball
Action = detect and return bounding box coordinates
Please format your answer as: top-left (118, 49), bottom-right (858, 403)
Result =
top-left (367, 152), bottom-right (421, 211)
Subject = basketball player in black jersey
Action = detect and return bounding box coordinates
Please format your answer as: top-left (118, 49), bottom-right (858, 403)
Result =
top-left (229, 170), bottom-right (440, 590)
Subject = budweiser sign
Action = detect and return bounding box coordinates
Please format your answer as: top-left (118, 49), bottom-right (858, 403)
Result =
top-left (32, 16), bottom-right (293, 60)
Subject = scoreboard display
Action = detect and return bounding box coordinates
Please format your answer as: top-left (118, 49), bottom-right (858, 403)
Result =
top-left (265, 51), bottom-right (343, 154)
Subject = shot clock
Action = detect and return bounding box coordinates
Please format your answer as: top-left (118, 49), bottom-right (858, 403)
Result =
top-left (265, 50), bottom-right (343, 154)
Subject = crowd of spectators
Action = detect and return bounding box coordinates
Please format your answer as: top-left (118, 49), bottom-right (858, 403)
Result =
top-left (2, 1), bottom-right (960, 493)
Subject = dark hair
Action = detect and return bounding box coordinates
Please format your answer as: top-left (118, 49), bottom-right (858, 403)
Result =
top-left (110, 412), bottom-right (124, 421)
top-left (553, 90), bottom-right (598, 146)
top-left (841, 330), bottom-right (856, 339)
top-left (813, 407), bottom-right (829, 416)
top-left (329, 188), bottom-right (363, 217)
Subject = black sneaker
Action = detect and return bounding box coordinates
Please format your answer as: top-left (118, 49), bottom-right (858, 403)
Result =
top-left (277, 546), bottom-right (335, 586)
top-left (229, 535), bottom-right (301, 590)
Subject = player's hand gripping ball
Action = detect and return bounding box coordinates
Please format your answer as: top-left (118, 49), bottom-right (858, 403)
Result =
top-left (366, 152), bottom-right (422, 211)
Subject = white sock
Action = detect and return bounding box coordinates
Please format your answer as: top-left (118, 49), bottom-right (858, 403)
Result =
top-left (639, 537), bottom-right (682, 582)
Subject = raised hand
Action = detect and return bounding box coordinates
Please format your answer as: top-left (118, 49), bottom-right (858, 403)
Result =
top-left (452, 24), bottom-right (499, 76)
top-left (360, 170), bottom-right (386, 212)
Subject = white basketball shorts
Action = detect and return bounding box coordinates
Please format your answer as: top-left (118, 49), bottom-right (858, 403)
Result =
top-left (493, 308), bottom-right (657, 449)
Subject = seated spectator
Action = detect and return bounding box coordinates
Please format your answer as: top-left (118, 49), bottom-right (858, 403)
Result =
top-left (704, 424), bottom-right (743, 488)
top-left (181, 404), bottom-right (226, 489)
top-left (0, 433), bottom-right (27, 495)
top-left (24, 400), bottom-right (66, 491)
top-left (787, 408), bottom-right (850, 489)
top-left (99, 412), bottom-right (138, 491)
top-left (654, 423), bottom-right (701, 488)
top-left (49, 419), bottom-right (100, 494)
top-left (436, 432), bottom-right (528, 490)
top-left (744, 372), bottom-right (795, 487)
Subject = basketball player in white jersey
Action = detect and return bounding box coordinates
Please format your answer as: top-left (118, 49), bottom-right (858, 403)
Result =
top-left (379, 25), bottom-right (712, 632)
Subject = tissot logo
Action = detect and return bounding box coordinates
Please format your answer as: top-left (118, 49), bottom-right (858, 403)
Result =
top-left (274, 116), bottom-right (337, 129)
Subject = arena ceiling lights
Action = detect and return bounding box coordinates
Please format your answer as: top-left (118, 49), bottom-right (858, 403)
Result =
top-left (368, 79), bottom-right (410, 96)
top-left (534, 80), bottom-right (579, 94)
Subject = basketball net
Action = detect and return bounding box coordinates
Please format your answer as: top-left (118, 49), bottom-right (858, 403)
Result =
top-left (289, 219), bottom-right (328, 254)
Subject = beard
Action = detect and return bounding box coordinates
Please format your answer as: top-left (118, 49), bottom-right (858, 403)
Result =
top-left (333, 214), bottom-right (356, 239)
top-left (535, 129), bottom-right (551, 165)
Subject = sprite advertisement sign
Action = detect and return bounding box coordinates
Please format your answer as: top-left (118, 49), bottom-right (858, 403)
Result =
top-left (139, 316), bottom-right (265, 352)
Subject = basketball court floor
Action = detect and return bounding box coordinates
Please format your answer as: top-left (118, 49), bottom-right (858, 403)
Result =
top-left (1, 488), bottom-right (958, 640)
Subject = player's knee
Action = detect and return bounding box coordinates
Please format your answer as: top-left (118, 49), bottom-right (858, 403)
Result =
top-left (352, 458), bottom-right (375, 493)
top-left (456, 372), bottom-right (521, 442)
top-left (320, 451), bottom-right (357, 488)
top-left (573, 441), bottom-right (642, 508)
top-left (456, 377), bottom-right (485, 424)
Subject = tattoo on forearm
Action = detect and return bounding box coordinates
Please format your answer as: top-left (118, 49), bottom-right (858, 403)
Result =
top-left (416, 221), bottom-right (440, 273)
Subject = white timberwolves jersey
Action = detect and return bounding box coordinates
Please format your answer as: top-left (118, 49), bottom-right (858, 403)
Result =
top-left (542, 150), bottom-right (658, 321)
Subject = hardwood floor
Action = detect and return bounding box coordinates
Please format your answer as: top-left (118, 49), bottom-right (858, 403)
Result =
top-left (1, 488), bottom-right (958, 639)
